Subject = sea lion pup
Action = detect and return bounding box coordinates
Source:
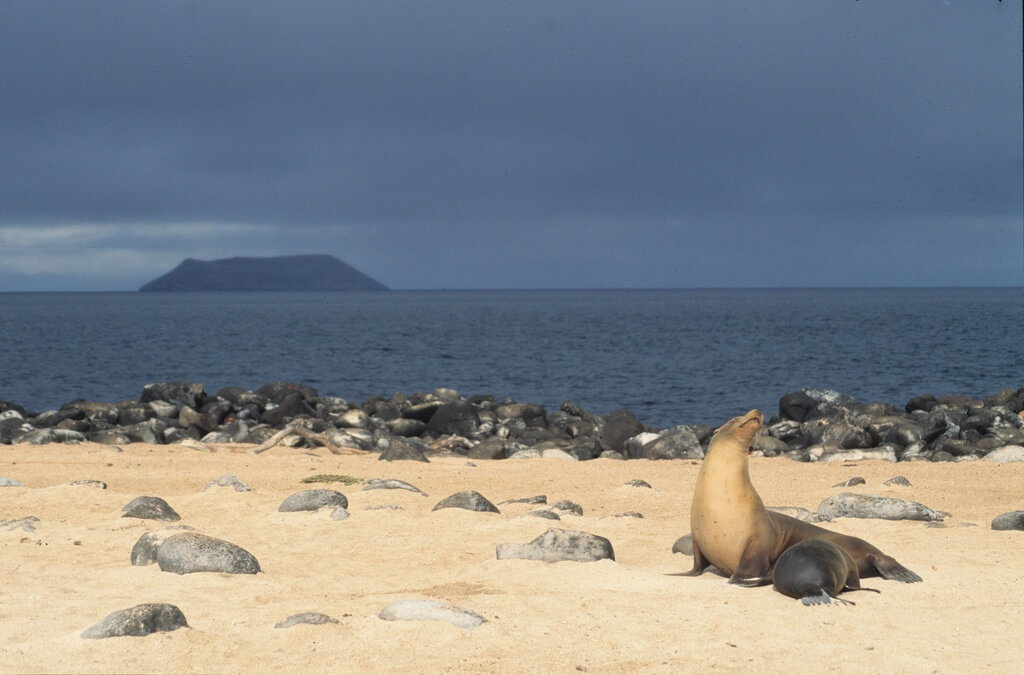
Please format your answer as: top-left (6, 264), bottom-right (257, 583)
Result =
top-left (682, 409), bottom-right (921, 586)
top-left (771, 538), bottom-right (879, 606)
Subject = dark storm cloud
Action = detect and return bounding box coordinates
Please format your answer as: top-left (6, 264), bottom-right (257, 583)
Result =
top-left (0, 1), bottom-right (1020, 289)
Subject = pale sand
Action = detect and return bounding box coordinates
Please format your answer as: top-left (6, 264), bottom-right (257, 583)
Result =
top-left (1, 442), bottom-right (1021, 674)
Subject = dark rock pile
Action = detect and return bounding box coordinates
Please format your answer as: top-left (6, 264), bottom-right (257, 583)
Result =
top-left (1, 381), bottom-right (1022, 462)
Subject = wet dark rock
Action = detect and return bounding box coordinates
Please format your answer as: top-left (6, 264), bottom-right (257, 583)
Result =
top-left (817, 492), bottom-right (946, 521)
top-left (279, 489), bottom-right (349, 512)
top-left (155, 532), bottom-right (260, 574)
top-left (275, 612), bottom-right (340, 628)
top-left (432, 490), bottom-right (499, 513)
top-left (991, 510), bottom-right (1024, 531)
top-left (496, 528), bottom-right (615, 563)
top-left (122, 496), bottom-right (181, 522)
top-left (82, 603), bottom-right (188, 639)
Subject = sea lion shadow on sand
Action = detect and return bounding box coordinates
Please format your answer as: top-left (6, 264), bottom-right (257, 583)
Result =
top-left (674, 409), bottom-right (921, 604)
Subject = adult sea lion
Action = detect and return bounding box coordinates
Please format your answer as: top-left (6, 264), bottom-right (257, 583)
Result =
top-left (682, 409), bottom-right (921, 586)
top-left (771, 538), bottom-right (880, 605)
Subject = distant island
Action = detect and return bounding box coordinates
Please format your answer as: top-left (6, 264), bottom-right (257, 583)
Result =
top-left (139, 254), bottom-right (389, 292)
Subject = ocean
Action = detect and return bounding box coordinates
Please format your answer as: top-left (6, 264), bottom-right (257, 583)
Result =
top-left (1, 288), bottom-right (1020, 428)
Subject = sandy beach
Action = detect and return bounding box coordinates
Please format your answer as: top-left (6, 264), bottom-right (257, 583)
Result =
top-left (1, 442), bottom-right (1021, 674)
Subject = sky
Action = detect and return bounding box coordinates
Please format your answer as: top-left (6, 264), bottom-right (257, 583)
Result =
top-left (0, 1), bottom-right (1021, 291)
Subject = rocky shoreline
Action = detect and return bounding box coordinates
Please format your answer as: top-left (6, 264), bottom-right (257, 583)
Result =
top-left (1, 382), bottom-right (1022, 462)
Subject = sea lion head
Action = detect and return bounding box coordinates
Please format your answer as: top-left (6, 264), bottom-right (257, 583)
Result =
top-left (710, 409), bottom-right (764, 453)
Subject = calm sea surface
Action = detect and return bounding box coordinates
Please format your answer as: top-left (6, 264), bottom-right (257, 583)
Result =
top-left (1, 288), bottom-right (1020, 428)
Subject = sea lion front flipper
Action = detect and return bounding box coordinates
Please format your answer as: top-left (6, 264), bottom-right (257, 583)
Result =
top-left (727, 537), bottom-right (773, 587)
top-left (870, 554), bottom-right (923, 583)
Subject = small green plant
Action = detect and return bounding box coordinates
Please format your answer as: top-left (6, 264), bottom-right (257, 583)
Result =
top-left (300, 474), bottom-right (362, 485)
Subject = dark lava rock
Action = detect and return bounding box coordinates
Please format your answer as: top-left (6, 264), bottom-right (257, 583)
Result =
top-left (261, 392), bottom-right (314, 425)
top-left (275, 612), bottom-right (340, 628)
top-left (832, 476), bottom-right (866, 488)
top-left (625, 479), bottom-right (653, 488)
top-left (378, 438), bottom-right (430, 462)
top-left (432, 490), bottom-right (499, 513)
top-left (496, 528), bottom-right (615, 563)
top-left (426, 400), bottom-right (480, 436)
top-left (884, 476), bottom-right (913, 487)
top-left (467, 437), bottom-right (507, 460)
top-left (991, 510), bottom-right (1024, 530)
top-left (402, 401), bottom-right (444, 423)
top-left (600, 409), bottom-right (645, 453)
top-left (386, 418), bottom-right (427, 437)
top-left (140, 382), bottom-right (205, 411)
top-left (279, 489), bottom-right (349, 512)
top-left (817, 493), bottom-right (946, 521)
top-left (155, 532), bottom-right (261, 575)
top-left (122, 496), bottom-right (181, 522)
top-left (639, 426), bottom-right (704, 459)
top-left (552, 500), bottom-right (583, 516)
top-left (81, 603), bottom-right (188, 639)
top-left (257, 381), bottom-right (320, 404)
top-left (779, 390), bottom-right (818, 422)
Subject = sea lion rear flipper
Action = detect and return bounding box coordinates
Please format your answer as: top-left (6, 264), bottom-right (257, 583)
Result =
top-left (801, 591), bottom-right (853, 606)
top-left (673, 540), bottom-right (712, 577)
top-left (871, 555), bottom-right (923, 583)
top-left (727, 538), bottom-right (772, 587)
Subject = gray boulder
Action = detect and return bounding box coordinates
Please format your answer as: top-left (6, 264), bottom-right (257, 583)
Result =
top-left (275, 612), bottom-right (340, 628)
top-left (638, 425), bottom-right (704, 459)
top-left (496, 528), bottom-right (614, 563)
top-left (991, 510), bottom-right (1024, 531)
top-left (378, 599), bottom-right (486, 630)
top-left (817, 493), bottom-right (946, 521)
top-left (432, 490), bottom-right (499, 513)
top-left (82, 603), bottom-right (188, 639)
top-left (155, 532), bottom-right (261, 575)
top-left (279, 489), bottom-right (349, 512)
top-left (122, 496), bottom-right (181, 522)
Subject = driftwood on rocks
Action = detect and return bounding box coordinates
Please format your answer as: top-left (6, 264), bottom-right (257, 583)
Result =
top-left (249, 424), bottom-right (367, 455)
